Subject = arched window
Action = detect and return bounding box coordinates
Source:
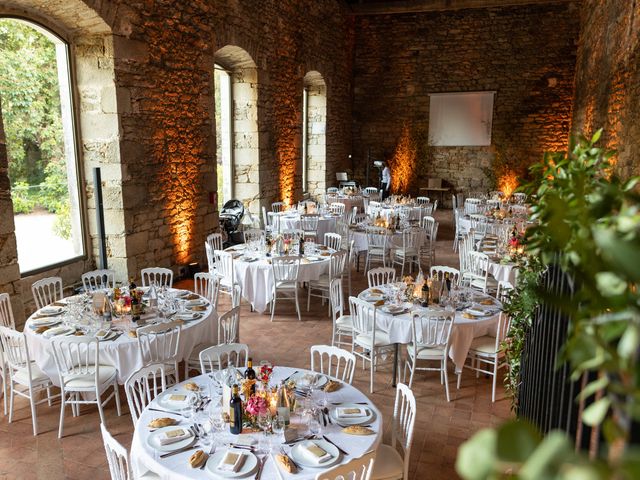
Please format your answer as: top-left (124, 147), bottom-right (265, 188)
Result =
top-left (214, 46), bottom-right (260, 214)
top-left (303, 71), bottom-right (327, 198)
top-left (0, 18), bottom-right (84, 273)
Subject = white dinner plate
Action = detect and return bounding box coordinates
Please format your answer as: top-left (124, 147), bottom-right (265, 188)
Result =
top-left (38, 306), bottom-right (65, 317)
top-left (186, 299), bottom-right (207, 307)
top-left (146, 426), bottom-right (195, 453)
top-left (362, 293), bottom-right (384, 302)
top-left (175, 312), bottom-right (203, 321)
top-left (173, 290), bottom-right (190, 298)
top-left (381, 304), bottom-right (404, 314)
top-left (290, 439), bottom-right (340, 469)
top-left (206, 449), bottom-right (258, 478)
top-left (30, 317), bottom-right (62, 327)
top-left (329, 403), bottom-right (374, 426)
top-left (305, 256), bottom-right (322, 262)
top-left (42, 326), bottom-right (75, 338)
top-left (290, 371), bottom-right (328, 389)
top-left (155, 390), bottom-right (196, 411)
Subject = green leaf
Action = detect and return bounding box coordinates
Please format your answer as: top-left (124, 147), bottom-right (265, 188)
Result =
top-left (582, 397), bottom-right (611, 426)
top-left (495, 420), bottom-right (541, 462)
top-left (618, 325), bottom-right (640, 360)
top-left (519, 431), bottom-right (571, 479)
top-left (591, 128), bottom-right (603, 145)
top-left (455, 428), bottom-right (497, 480)
top-left (595, 272), bottom-right (627, 297)
top-left (577, 376), bottom-right (609, 401)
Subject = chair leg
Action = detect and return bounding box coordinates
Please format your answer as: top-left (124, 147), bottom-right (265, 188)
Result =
top-left (114, 383), bottom-right (122, 415)
top-left (294, 288), bottom-right (301, 322)
top-left (58, 391), bottom-right (66, 438)
top-left (457, 368), bottom-right (462, 389)
top-left (29, 386), bottom-right (38, 436)
top-left (46, 386), bottom-right (53, 407)
top-left (8, 380), bottom-right (14, 424)
top-left (369, 355), bottom-right (374, 394)
top-left (2, 369), bottom-right (7, 416)
top-left (408, 358), bottom-right (416, 389)
top-left (492, 359), bottom-right (498, 403)
top-left (443, 361), bottom-right (451, 402)
top-left (96, 389), bottom-right (106, 425)
top-left (270, 295), bottom-right (276, 322)
top-left (307, 286), bottom-right (311, 312)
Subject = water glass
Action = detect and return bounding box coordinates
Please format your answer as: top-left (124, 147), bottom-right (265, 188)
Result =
top-left (272, 415), bottom-right (286, 442)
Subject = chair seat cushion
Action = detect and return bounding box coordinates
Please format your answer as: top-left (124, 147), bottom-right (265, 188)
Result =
top-left (371, 444), bottom-right (404, 480)
top-left (469, 335), bottom-right (498, 354)
top-left (14, 362), bottom-right (49, 385)
top-left (392, 248), bottom-right (418, 257)
top-left (275, 281), bottom-right (297, 289)
top-left (355, 330), bottom-right (392, 348)
top-left (336, 315), bottom-right (352, 327)
top-left (407, 343), bottom-right (445, 360)
top-left (64, 365), bottom-right (117, 389)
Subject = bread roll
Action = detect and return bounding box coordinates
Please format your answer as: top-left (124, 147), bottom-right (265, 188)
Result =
top-left (276, 454), bottom-right (297, 473)
top-left (188, 450), bottom-right (207, 468)
top-left (148, 417), bottom-right (176, 428)
top-left (343, 425), bottom-right (375, 435)
top-left (324, 380), bottom-right (340, 392)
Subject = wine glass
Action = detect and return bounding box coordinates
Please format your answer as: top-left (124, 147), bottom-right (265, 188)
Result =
top-left (210, 408), bottom-right (226, 447)
top-left (257, 412), bottom-right (272, 454)
top-left (272, 415), bottom-right (286, 445)
top-left (307, 415), bottom-right (322, 438)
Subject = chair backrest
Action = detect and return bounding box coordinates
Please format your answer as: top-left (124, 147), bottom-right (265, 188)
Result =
top-left (324, 232), bottom-right (342, 251)
top-left (411, 311), bottom-right (454, 350)
top-left (349, 296), bottom-right (376, 338)
top-left (0, 325), bottom-right (29, 371)
top-left (214, 250), bottom-right (235, 284)
top-left (199, 343), bottom-right (249, 373)
top-left (300, 214), bottom-right (320, 232)
top-left (267, 211), bottom-right (281, 233)
top-left (326, 187), bottom-right (339, 194)
top-left (194, 272), bottom-right (220, 307)
top-left (82, 269), bottom-right (116, 292)
top-left (0, 293), bottom-right (16, 329)
top-left (329, 278), bottom-right (345, 321)
top-left (464, 198), bottom-right (482, 215)
top-left (136, 321), bottom-right (182, 367)
top-left (430, 266), bottom-right (461, 286)
top-left (368, 267), bottom-right (396, 288)
top-left (365, 227), bottom-right (388, 250)
top-left (232, 282), bottom-right (242, 308)
top-left (468, 251), bottom-right (490, 280)
top-left (50, 335), bottom-right (101, 385)
top-left (512, 192), bottom-right (527, 204)
top-left (271, 255), bottom-right (300, 283)
top-left (421, 216), bottom-right (435, 237)
top-left (401, 228), bottom-right (422, 251)
top-left (416, 196), bottom-right (430, 205)
top-left (206, 232), bottom-right (224, 252)
top-left (281, 229), bottom-right (304, 242)
top-left (141, 267), bottom-right (173, 288)
top-left (391, 383), bottom-right (417, 480)
top-left (31, 276), bottom-right (63, 309)
top-left (100, 423), bottom-right (133, 480)
top-left (124, 363), bottom-right (167, 426)
top-left (205, 242), bottom-right (216, 273)
top-left (243, 228), bottom-right (264, 244)
top-left (218, 305), bottom-right (241, 344)
top-left (329, 250), bottom-right (348, 280)
top-left (310, 345), bottom-right (356, 385)
top-left (364, 187), bottom-right (378, 195)
top-left (272, 201), bottom-right (285, 213)
top-left (329, 202), bottom-right (346, 216)
top-left (315, 450), bottom-right (376, 480)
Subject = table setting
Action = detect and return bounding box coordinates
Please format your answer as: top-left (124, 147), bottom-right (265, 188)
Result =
top-left (131, 365), bottom-right (382, 479)
top-left (24, 286), bottom-right (218, 385)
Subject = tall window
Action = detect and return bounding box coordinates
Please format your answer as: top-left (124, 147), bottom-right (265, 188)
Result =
top-left (214, 64), bottom-right (232, 211)
top-left (0, 19), bottom-right (84, 273)
top-left (302, 71), bottom-right (327, 198)
top-left (302, 87), bottom-right (309, 192)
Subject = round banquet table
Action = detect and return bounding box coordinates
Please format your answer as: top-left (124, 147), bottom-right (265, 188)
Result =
top-left (350, 228), bottom-right (426, 254)
top-left (358, 286), bottom-right (501, 373)
top-left (276, 212), bottom-right (338, 240)
top-left (24, 289), bottom-right (217, 386)
top-left (367, 205), bottom-right (422, 223)
top-left (327, 196), bottom-right (365, 213)
top-left (130, 366), bottom-right (382, 480)
top-left (227, 247), bottom-right (334, 314)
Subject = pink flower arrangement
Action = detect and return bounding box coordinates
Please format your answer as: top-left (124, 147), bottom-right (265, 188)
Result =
top-left (259, 365), bottom-right (273, 385)
top-left (245, 395), bottom-right (268, 417)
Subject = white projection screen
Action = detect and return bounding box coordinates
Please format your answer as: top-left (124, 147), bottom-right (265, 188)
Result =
top-left (428, 91), bottom-right (495, 146)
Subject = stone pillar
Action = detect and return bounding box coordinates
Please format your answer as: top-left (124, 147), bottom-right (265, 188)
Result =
top-left (0, 100), bottom-right (26, 326)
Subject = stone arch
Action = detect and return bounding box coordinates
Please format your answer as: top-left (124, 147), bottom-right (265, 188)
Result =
top-left (0, 1), bottom-right (123, 323)
top-left (214, 45), bottom-right (260, 215)
top-left (303, 70), bottom-right (327, 198)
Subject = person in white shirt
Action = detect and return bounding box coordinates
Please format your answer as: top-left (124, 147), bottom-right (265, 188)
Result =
top-left (381, 161), bottom-right (391, 199)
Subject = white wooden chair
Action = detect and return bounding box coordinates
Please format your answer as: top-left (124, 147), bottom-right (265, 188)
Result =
top-left (271, 201), bottom-right (285, 213)
top-left (141, 267), bottom-right (173, 288)
top-left (232, 282), bottom-right (242, 308)
top-left (364, 187), bottom-right (379, 200)
top-left (308, 250), bottom-right (347, 314)
top-left (365, 227), bottom-right (390, 271)
top-left (136, 321), bottom-right (182, 386)
top-left (206, 232), bottom-right (224, 252)
top-left (416, 196), bottom-right (430, 205)
top-left (100, 423), bottom-right (159, 480)
top-left (0, 326), bottom-right (57, 435)
top-left (267, 211), bottom-right (281, 234)
top-left (326, 187), bottom-right (339, 195)
top-left (270, 255), bottom-right (301, 322)
top-left (329, 278), bottom-right (353, 349)
top-left (420, 216), bottom-right (438, 269)
top-left (205, 242), bottom-right (216, 274)
top-left (316, 450), bottom-right (376, 480)
top-left (371, 383), bottom-right (416, 480)
top-left (329, 202), bottom-right (346, 217)
top-left (214, 250), bottom-right (235, 298)
top-left (349, 297), bottom-right (395, 393)
top-left (199, 343), bottom-right (249, 373)
top-left (300, 214), bottom-right (320, 242)
top-left (31, 276), bottom-right (63, 309)
top-left (219, 305), bottom-right (241, 344)
top-left (124, 363), bottom-right (167, 426)
top-left (82, 269), bottom-right (116, 292)
top-left (465, 251), bottom-right (498, 293)
top-left (367, 267), bottom-right (396, 288)
top-left (324, 232), bottom-right (342, 251)
top-left (391, 229), bottom-right (421, 276)
top-left (430, 266), bottom-right (461, 286)
top-left (243, 228), bottom-right (264, 244)
top-left (404, 312), bottom-right (456, 401)
top-left (512, 192), bottom-right (527, 204)
top-left (458, 281), bottom-right (513, 402)
top-left (194, 272), bottom-right (219, 307)
top-left (464, 198), bottom-right (483, 215)
top-left (51, 336), bottom-right (121, 438)
top-left (0, 293), bottom-right (15, 415)
top-left (310, 345), bottom-right (356, 385)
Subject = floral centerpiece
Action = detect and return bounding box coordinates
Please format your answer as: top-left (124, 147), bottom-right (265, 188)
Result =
top-left (111, 288), bottom-right (144, 317)
top-left (245, 395), bottom-right (269, 418)
top-left (258, 365), bottom-right (273, 389)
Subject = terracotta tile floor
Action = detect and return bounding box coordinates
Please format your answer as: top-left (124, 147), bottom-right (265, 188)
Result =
top-left (0, 210), bottom-right (512, 479)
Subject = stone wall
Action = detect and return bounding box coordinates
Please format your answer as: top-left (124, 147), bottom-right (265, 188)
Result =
top-left (572, 0), bottom-right (640, 178)
top-left (351, 2), bottom-right (580, 199)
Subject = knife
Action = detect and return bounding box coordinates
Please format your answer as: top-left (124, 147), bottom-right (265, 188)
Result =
top-left (323, 435), bottom-right (348, 456)
top-left (148, 407), bottom-right (187, 418)
top-left (282, 370), bottom-right (299, 383)
top-left (159, 443), bottom-right (201, 458)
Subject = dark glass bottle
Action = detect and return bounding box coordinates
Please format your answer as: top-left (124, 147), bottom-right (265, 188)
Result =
top-left (229, 384), bottom-right (243, 435)
top-left (131, 293), bottom-right (141, 322)
top-left (421, 281), bottom-right (430, 306)
top-left (129, 277), bottom-right (137, 291)
top-left (244, 358), bottom-right (256, 396)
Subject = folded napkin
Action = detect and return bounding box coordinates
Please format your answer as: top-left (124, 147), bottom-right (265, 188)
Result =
top-left (465, 308), bottom-right (488, 317)
top-left (299, 441), bottom-right (332, 465)
top-left (297, 373), bottom-right (320, 388)
top-left (176, 312), bottom-right (200, 320)
top-left (337, 407), bottom-right (367, 418)
top-left (40, 306), bottom-right (63, 315)
top-left (159, 428), bottom-right (191, 446)
top-left (31, 317), bottom-right (57, 326)
top-left (43, 326), bottom-right (71, 338)
top-left (165, 393), bottom-right (189, 407)
top-left (217, 450), bottom-right (246, 472)
top-left (186, 299), bottom-right (206, 307)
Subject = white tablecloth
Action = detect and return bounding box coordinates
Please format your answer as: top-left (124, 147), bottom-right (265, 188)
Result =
top-left (24, 290), bottom-right (217, 386)
top-left (277, 213), bottom-right (338, 240)
top-left (488, 260), bottom-right (518, 284)
top-left (367, 205), bottom-right (422, 222)
top-left (131, 366), bottom-right (382, 480)
top-left (358, 287), bottom-right (500, 373)
top-left (231, 254), bottom-right (332, 314)
top-left (351, 229), bottom-right (426, 255)
top-left (327, 196), bottom-right (365, 213)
